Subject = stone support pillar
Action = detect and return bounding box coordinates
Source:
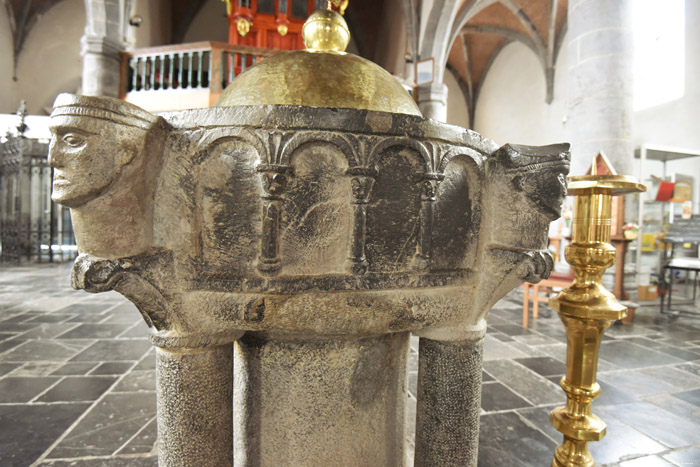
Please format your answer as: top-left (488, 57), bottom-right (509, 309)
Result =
top-left (81, 0), bottom-right (126, 97)
top-left (156, 344), bottom-right (234, 467)
top-left (416, 82), bottom-right (448, 122)
top-left (566, 0), bottom-right (634, 175)
top-left (233, 332), bottom-right (409, 466)
top-left (414, 337), bottom-right (484, 467)
top-left (81, 35), bottom-right (123, 97)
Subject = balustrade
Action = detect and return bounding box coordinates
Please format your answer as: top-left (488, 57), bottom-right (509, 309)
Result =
top-left (120, 42), bottom-right (276, 111)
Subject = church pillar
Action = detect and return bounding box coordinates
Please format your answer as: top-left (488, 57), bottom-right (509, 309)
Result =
top-left (566, 0), bottom-right (634, 175)
top-left (416, 82), bottom-right (448, 122)
top-left (81, 0), bottom-right (126, 97)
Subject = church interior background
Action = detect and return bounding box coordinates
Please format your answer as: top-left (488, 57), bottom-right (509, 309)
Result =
top-left (0, 0), bottom-right (699, 465)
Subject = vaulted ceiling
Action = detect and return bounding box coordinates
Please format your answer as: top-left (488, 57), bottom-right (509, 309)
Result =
top-left (447, 0), bottom-right (568, 124)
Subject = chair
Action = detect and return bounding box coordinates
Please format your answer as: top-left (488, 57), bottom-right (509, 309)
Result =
top-left (522, 270), bottom-right (573, 328)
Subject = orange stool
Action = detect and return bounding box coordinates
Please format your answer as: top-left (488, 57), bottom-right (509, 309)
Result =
top-left (522, 275), bottom-right (572, 328)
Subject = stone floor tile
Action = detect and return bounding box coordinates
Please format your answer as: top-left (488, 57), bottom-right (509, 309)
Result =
top-left (47, 392), bottom-right (157, 459)
top-left (50, 362), bottom-right (99, 376)
top-left (38, 456), bottom-right (158, 466)
top-left (601, 401), bottom-right (700, 448)
top-left (481, 382), bottom-right (532, 412)
top-left (0, 332), bottom-right (16, 341)
top-left (111, 370), bottom-right (156, 393)
top-left (89, 361), bottom-right (135, 375)
top-left (478, 412), bottom-right (555, 467)
top-left (621, 336), bottom-right (669, 349)
top-left (672, 388), bottom-right (700, 407)
top-left (489, 323), bottom-right (535, 336)
top-left (588, 412), bottom-right (666, 465)
top-left (599, 341), bottom-right (684, 369)
top-left (618, 455), bottom-right (674, 466)
top-left (117, 322), bottom-right (150, 339)
top-left (0, 376), bottom-right (61, 402)
top-left (407, 371), bottom-right (417, 397)
top-left (598, 369), bottom-right (686, 397)
top-left (69, 339), bottom-right (153, 362)
top-left (116, 417), bottom-right (158, 455)
top-left (654, 345), bottom-right (700, 361)
top-left (0, 339), bottom-right (92, 362)
top-left (675, 361), bottom-right (700, 377)
top-left (482, 335), bottom-right (529, 361)
top-left (132, 352), bottom-right (156, 371)
top-left (0, 337), bottom-right (27, 355)
top-left (55, 302), bottom-right (117, 315)
top-left (662, 447), bottom-right (700, 465)
top-left (56, 323), bottom-right (135, 340)
top-left (593, 379), bottom-right (639, 407)
top-left (643, 392), bottom-right (700, 426)
top-left (481, 370), bottom-right (494, 382)
top-left (36, 376), bottom-right (118, 402)
top-left (0, 362), bottom-right (21, 376)
top-left (514, 356), bottom-right (566, 377)
top-left (537, 343), bottom-right (567, 361)
top-left (0, 402), bottom-right (90, 467)
top-left (9, 362), bottom-right (65, 376)
top-left (483, 359), bottom-right (562, 406)
top-left (515, 407), bottom-right (559, 442)
top-left (511, 332), bottom-right (561, 346)
top-left (641, 365), bottom-right (700, 390)
top-left (489, 332), bottom-right (514, 342)
top-left (19, 323), bottom-right (81, 340)
top-left (24, 314), bottom-right (76, 324)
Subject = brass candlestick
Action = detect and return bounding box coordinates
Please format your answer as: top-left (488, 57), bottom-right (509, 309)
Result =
top-left (548, 161), bottom-right (645, 467)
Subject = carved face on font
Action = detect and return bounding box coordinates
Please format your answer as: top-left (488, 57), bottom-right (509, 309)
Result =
top-left (47, 94), bottom-right (158, 208)
top-left (49, 117), bottom-right (141, 208)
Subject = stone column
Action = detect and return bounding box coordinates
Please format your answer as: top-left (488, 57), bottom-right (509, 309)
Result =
top-left (414, 337), bottom-right (484, 467)
top-left (81, 35), bottom-right (123, 97)
top-left (566, 0), bottom-right (634, 175)
top-left (233, 332), bottom-right (408, 466)
top-left (416, 82), bottom-right (448, 122)
top-left (81, 0), bottom-right (126, 97)
top-left (156, 344), bottom-right (234, 467)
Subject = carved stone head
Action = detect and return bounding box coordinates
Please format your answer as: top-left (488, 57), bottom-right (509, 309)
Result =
top-left (48, 94), bottom-right (161, 208)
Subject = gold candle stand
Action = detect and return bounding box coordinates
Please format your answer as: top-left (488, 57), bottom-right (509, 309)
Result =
top-left (548, 162), bottom-right (645, 467)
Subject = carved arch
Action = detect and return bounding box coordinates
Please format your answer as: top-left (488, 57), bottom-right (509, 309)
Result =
top-left (369, 137), bottom-right (432, 174)
top-left (280, 131), bottom-right (360, 167)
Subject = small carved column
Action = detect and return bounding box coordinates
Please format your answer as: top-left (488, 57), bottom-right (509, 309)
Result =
top-left (345, 167), bottom-right (377, 274)
top-left (414, 174), bottom-right (443, 271)
top-left (257, 164), bottom-right (292, 276)
top-left (156, 344), bottom-right (235, 467)
top-left (414, 336), bottom-right (484, 467)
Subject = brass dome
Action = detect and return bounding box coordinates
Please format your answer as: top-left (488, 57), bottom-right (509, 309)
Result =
top-left (215, 9), bottom-right (421, 116)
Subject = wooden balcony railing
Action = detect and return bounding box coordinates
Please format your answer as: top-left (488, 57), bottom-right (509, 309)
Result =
top-left (120, 42), bottom-right (278, 112)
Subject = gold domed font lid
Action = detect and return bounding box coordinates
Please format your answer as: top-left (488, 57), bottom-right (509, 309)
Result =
top-left (215, 8), bottom-right (421, 116)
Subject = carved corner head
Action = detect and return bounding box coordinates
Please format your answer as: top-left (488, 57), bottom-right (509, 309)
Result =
top-left (48, 93), bottom-right (165, 208)
top-left (492, 143), bottom-right (571, 221)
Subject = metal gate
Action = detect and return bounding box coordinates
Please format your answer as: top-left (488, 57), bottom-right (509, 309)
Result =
top-left (0, 132), bottom-right (76, 264)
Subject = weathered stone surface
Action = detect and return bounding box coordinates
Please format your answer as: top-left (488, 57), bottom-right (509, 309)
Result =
top-left (156, 345), bottom-right (234, 467)
top-left (48, 93), bottom-right (570, 466)
top-left (415, 338), bottom-right (483, 466)
top-left (234, 333), bottom-right (408, 466)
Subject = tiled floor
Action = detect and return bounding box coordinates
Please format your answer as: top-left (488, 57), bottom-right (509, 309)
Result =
top-left (1, 262), bottom-right (699, 466)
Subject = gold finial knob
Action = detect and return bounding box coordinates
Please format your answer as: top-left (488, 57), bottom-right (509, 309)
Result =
top-left (302, 9), bottom-right (350, 52)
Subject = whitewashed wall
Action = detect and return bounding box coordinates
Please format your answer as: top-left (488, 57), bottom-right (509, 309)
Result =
top-left (1, 0), bottom-right (84, 115)
top-left (444, 68), bottom-right (470, 129)
top-left (471, 40), bottom-right (567, 148)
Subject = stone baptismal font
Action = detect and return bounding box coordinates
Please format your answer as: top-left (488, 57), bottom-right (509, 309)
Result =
top-left (48, 8), bottom-right (570, 467)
